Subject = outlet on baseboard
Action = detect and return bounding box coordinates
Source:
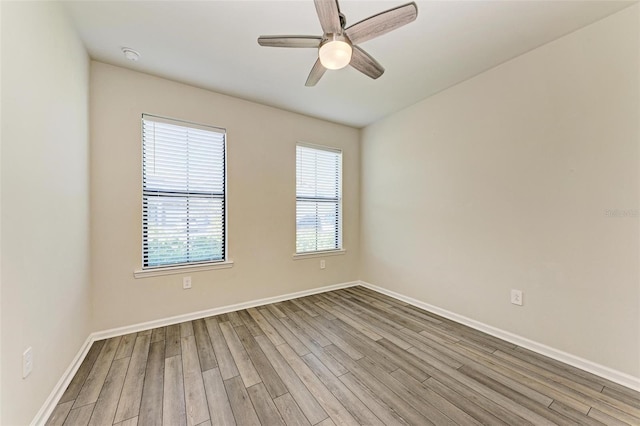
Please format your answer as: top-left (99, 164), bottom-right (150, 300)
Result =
top-left (183, 276), bottom-right (192, 289)
top-left (23, 347), bottom-right (33, 378)
top-left (511, 289), bottom-right (523, 306)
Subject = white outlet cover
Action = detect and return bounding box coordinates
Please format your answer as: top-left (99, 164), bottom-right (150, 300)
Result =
top-left (183, 276), bottom-right (192, 289)
top-left (23, 347), bottom-right (33, 378)
top-left (510, 289), bottom-right (523, 306)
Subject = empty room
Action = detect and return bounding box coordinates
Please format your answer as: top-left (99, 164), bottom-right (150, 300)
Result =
top-left (1, 0), bottom-right (639, 425)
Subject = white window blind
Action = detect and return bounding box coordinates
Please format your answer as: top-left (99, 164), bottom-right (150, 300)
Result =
top-left (296, 144), bottom-right (342, 253)
top-left (142, 114), bottom-right (226, 268)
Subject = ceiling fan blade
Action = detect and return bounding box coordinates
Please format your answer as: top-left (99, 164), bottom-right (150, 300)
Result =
top-left (305, 58), bottom-right (327, 86)
top-left (258, 35), bottom-right (322, 48)
top-left (314, 0), bottom-right (342, 34)
top-left (346, 2), bottom-right (418, 45)
top-left (350, 46), bottom-right (384, 80)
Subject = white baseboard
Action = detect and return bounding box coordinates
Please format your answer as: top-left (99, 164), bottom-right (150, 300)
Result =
top-left (32, 280), bottom-right (358, 425)
top-left (30, 335), bottom-right (94, 426)
top-left (91, 281), bottom-right (359, 340)
top-left (358, 280), bottom-right (640, 392)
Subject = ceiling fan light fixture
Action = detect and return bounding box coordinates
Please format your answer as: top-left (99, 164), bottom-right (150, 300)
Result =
top-left (319, 35), bottom-right (352, 70)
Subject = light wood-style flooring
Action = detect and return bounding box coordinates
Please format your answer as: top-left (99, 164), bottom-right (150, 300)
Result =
top-left (47, 286), bottom-right (640, 425)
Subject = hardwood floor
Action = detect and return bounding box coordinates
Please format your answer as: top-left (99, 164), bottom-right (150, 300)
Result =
top-left (46, 286), bottom-right (640, 425)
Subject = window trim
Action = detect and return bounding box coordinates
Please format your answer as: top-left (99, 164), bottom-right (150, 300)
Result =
top-left (134, 260), bottom-right (234, 279)
top-left (138, 113), bottom-right (230, 273)
top-left (295, 142), bottom-right (343, 255)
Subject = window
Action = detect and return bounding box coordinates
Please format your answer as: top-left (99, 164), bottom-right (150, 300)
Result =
top-left (296, 144), bottom-right (342, 253)
top-left (142, 114), bottom-right (226, 269)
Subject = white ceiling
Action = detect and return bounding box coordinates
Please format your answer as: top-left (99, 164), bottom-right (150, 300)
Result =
top-left (63, 0), bottom-right (634, 128)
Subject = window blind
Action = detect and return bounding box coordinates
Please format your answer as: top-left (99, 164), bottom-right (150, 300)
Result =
top-left (142, 114), bottom-right (226, 268)
top-left (296, 144), bottom-right (342, 253)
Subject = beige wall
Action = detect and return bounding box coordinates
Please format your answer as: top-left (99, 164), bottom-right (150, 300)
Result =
top-left (0, 2), bottom-right (91, 424)
top-left (360, 4), bottom-right (640, 377)
top-left (90, 62), bottom-right (360, 331)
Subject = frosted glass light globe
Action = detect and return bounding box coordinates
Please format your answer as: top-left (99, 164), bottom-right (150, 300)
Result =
top-left (319, 40), bottom-right (352, 70)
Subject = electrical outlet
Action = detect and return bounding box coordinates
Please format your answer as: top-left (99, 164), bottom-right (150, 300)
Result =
top-left (183, 276), bottom-right (192, 289)
top-left (320, 259), bottom-right (326, 269)
top-left (23, 347), bottom-right (33, 378)
top-left (510, 289), bottom-right (523, 306)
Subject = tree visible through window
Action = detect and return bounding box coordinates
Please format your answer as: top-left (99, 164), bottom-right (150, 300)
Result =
top-left (142, 114), bottom-right (226, 268)
top-left (296, 144), bottom-right (342, 253)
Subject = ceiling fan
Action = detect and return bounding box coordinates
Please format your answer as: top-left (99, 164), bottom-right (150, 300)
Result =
top-left (257, 0), bottom-right (418, 86)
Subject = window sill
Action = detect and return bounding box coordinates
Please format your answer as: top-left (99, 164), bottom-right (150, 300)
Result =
top-left (292, 249), bottom-right (346, 260)
top-left (134, 260), bottom-right (234, 278)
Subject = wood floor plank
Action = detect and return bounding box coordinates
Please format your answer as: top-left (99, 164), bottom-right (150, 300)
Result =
top-left (390, 368), bottom-right (482, 426)
top-left (290, 298), bottom-right (320, 317)
top-left (59, 339), bottom-right (106, 404)
top-left (315, 300), bottom-right (382, 341)
top-left (114, 334), bottom-right (151, 423)
top-left (237, 309), bottom-right (264, 337)
top-left (255, 334), bottom-right (328, 425)
top-left (63, 403), bottom-right (95, 426)
top-left (278, 303), bottom-right (332, 347)
top-left (265, 303), bottom-right (287, 319)
top-left (202, 368), bottom-right (236, 426)
top-left (323, 295), bottom-right (413, 350)
top-left (139, 340), bottom-right (165, 426)
top-left (181, 335), bottom-right (211, 426)
top-left (324, 320), bottom-right (399, 374)
top-left (247, 383), bottom-right (286, 426)
top-left (181, 321), bottom-right (195, 337)
top-left (259, 307), bottom-right (310, 357)
top-left (279, 316), bottom-right (348, 377)
top-left (165, 324), bottom-right (182, 358)
top-left (163, 355), bottom-right (187, 426)
top-left (115, 416), bottom-right (139, 426)
top-left (193, 318), bottom-right (218, 372)
top-left (358, 356), bottom-right (457, 426)
top-left (235, 324), bottom-right (288, 398)
top-left (152, 327), bottom-right (167, 343)
top-left (88, 357), bottom-right (129, 426)
top-left (602, 386), bottom-right (640, 409)
top-left (45, 400), bottom-right (74, 426)
top-left (205, 316), bottom-right (240, 381)
top-left (302, 352), bottom-right (384, 426)
top-left (457, 365), bottom-right (574, 425)
top-left (276, 343), bottom-right (359, 425)
top-left (114, 333), bottom-right (137, 360)
top-left (547, 401), bottom-right (605, 426)
top-left (296, 310), bottom-right (363, 360)
top-left (324, 344), bottom-right (434, 425)
top-left (226, 311), bottom-right (245, 328)
top-left (304, 295), bottom-right (336, 320)
top-left (73, 336), bottom-right (122, 408)
top-left (425, 377), bottom-right (510, 426)
top-left (338, 372), bottom-right (409, 426)
top-left (456, 359), bottom-right (554, 408)
top-left (247, 307), bottom-right (286, 346)
top-left (513, 345), bottom-right (610, 391)
top-left (219, 321), bottom-right (262, 388)
top-left (224, 375), bottom-right (261, 426)
top-left (273, 393), bottom-right (311, 426)
top-left (588, 408), bottom-right (629, 426)
top-left (493, 349), bottom-right (640, 421)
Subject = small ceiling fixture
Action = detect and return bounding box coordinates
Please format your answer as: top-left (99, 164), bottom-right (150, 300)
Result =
top-left (122, 47), bottom-right (140, 62)
top-left (318, 34), bottom-right (352, 70)
top-left (258, 0), bottom-right (418, 86)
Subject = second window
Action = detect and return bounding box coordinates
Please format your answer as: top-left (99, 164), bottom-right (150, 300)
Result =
top-left (296, 144), bottom-right (342, 254)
